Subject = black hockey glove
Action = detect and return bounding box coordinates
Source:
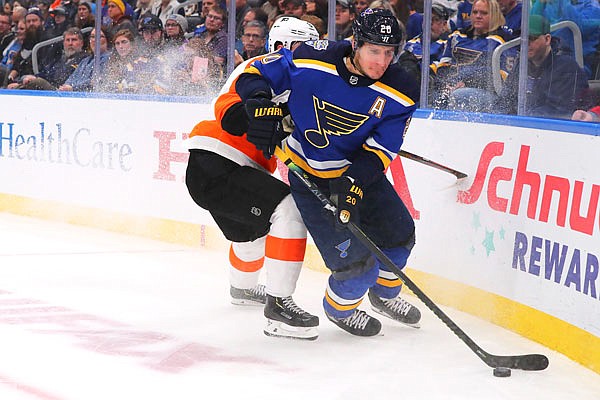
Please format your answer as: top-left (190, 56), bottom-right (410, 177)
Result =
top-left (329, 176), bottom-right (363, 226)
top-left (245, 98), bottom-right (286, 159)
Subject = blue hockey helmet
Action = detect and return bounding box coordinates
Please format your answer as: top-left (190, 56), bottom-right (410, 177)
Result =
top-left (352, 8), bottom-right (402, 49)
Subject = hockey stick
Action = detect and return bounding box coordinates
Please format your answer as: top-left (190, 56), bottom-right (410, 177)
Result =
top-left (274, 147), bottom-right (548, 372)
top-left (399, 150), bottom-right (468, 180)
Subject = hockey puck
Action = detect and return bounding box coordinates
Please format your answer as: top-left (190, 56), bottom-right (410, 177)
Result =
top-left (493, 367), bottom-right (512, 377)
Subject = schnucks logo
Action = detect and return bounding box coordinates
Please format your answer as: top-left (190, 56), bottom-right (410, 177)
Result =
top-left (457, 141), bottom-right (599, 237)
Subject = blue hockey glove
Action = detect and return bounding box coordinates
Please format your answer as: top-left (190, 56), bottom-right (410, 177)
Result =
top-left (329, 176), bottom-right (363, 225)
top-left (245, 98), bottom-right (286, 159)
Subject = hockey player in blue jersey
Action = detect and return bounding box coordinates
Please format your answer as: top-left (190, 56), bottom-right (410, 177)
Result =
top-left (232, 9), bottom-right (422, 337)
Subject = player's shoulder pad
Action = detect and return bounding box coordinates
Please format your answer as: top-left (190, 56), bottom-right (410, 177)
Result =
top-left (293, 40), bottom-right (352, 64)
top-left (247, 47), bottom-right (293, 71)
top-left (379, 63), bottom-right (420, 106)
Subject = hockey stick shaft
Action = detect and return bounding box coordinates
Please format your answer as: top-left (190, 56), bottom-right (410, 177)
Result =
top-left (398, 150), bottom-right (468, 180)
top-left (275, 147), bottom-right (548, 371)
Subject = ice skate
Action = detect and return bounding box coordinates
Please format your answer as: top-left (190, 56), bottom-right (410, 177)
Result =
top-left (230, 284), bottom-right (267, 306)
top-left (326, 309), bottom-right (382, 337)
top-left (263, 295), bottom-right (319, 340)
top-left (368, 290), bottom-right (421, 328)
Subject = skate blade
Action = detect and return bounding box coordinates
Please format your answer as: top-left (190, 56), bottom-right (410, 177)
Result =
top-left (231, 298), bottom-right (265, 306)
top-left (264, 319), bottom-right (318, 341)
top-left (370, 306), bottom-right (421, 329)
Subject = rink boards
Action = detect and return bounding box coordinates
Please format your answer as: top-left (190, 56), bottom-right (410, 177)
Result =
top-left (0, 91), bottom-right (599, 374)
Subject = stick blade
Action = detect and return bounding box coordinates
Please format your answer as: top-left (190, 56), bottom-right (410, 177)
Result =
top-left (488, 354), bottom-right (549, 370)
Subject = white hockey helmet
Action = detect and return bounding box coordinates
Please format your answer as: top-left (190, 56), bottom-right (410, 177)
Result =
top-left (268, 16), bottom-right (319, 53)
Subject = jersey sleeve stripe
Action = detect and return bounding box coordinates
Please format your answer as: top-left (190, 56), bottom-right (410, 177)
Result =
top-left (293, 59), bottom-right (338, 76)
top-left (362, 143), bottom-right (393, 169)
top-left (372, 81), bottom-right (415, 107)
top-left (244, 65), bottom-right (263, 75)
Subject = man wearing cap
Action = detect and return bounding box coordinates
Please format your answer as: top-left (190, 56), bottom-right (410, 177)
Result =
top-left (495, 15), bottom-right (589, 119)
top-left (164, 13), bottom-right (187, 46)
top-left (400, 4), bottom-right (451, 89)
top-left (138, 14), bottom-right (165, 57)
top-left (7, 7), bottom-right (47, 85)
top-left (106, 0), bottom-right (136, 37)
top-left (282, 0), bottom-right (307, 18)
top-left (45, 6), bottom-right (70, 37)
top-left (334, 0), bottom-right (355, 41)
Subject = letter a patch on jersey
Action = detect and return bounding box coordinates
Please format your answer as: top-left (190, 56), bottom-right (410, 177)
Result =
top-left (335, 239), bottom-right (351, 258)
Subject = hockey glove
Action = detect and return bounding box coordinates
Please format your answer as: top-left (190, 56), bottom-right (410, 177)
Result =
top-left (245, 98), bottom-right (286, 159)
top-left (329, 176), bottom-right (363, 226)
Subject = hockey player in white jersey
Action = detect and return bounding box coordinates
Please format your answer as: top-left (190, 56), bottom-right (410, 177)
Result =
top-left (185, 16), bottom-right (320, 340)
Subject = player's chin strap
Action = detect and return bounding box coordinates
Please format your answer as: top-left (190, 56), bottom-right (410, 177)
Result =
top-left (273, 146), bottom-right (548, 372)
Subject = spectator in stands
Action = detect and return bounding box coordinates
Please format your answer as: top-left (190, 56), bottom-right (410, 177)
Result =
top-left (61, 0), bottom-right (80, 24)
top-left (45, 6), bottom-right (69, 37)
top-left (354, 0), bottom-right (369, 15)
top-left (36, 0), bottom-right (52, 30)
top-left (497, 0), bottom-right (521, 33)
top-left (6, 7), bottom-right (47, 85)
top-left (106, 0), bottom-right (136, 37)
top-left (0, 19), bottom-right (24, 86)
top-left (235, 7), bottom-right (267, 52)
top-left (334, 0), bottom-right (354, 41)
top-left (183, 22), bottom-right (227, 91)
top-left (0, 12), bottom-right (15, 55)
top-left (572, 105), bottom-right (600, 122)
top-left (261, 0), bottom-right (280, 26)
top-left (3, 2), bottom-right (13, 16)
top-left (164, 13), bottom-right (187, 45)
top-left (198, 0), bottom-right (216, 25)
top-left (151, 0), bottom-right (185, 26)
top-left (531, 0), bottom-right (600, 78)
top-left (456, 0), bottom-right (474, 30)
top-left (240, 6), bottom-right (269, 29)
top-left (436, 0), bottom-right (514, 111)
top-left (138, 14), bottom-right (165, 57)
top-left (495, 15), bottom-right (589, 119)
top-left (235, 0), bottom-right (251, 40)
top-left (133, 0), bottom-right (153, 22)
top-left (12, 26), bottom-right (88, 89)
top-left (405, 0), bottom-right (424, 40)
top-left (194, 5), bottom-right (227, 70)
top-left (390, 0), bottom-right (410, 26)
top-left (75, 2), bottom-right (94, 30)
top-left (399, 3), bottom-right (450, 90)
top-left (98, 29), bottom-right (141, 92)
top-left (58, 26), bottom-right (111, 91)
top-left (233, 19), bottom-right (266, 66)
top-left (11, 5), bottom-right (27, 28)
top-left (305, 0), bottom-right (327, 24)
top-left (282, 0), bottom-right (306, 17)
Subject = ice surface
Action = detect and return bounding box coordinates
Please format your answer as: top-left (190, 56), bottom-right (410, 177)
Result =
top-left (0, 212), bottom-right (598, 400)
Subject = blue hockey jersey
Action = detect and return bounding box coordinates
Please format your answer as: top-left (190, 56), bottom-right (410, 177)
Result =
top-left (239, 40), bottom-right (419, 181)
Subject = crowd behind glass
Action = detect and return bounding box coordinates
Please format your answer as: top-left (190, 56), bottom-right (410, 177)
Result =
top-left (0, 0), bottom-right (598, 121)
